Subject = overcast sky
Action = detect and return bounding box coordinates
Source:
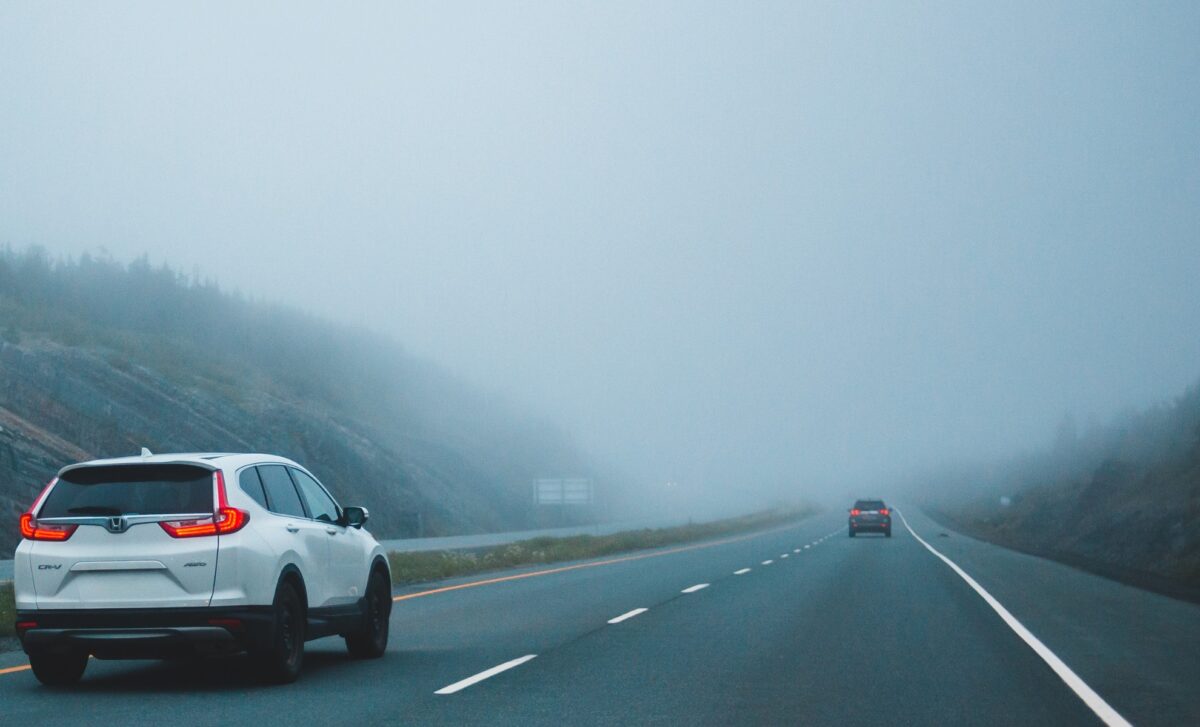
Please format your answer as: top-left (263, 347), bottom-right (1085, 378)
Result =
top-left (2, 2), bottom-right (1198, 504)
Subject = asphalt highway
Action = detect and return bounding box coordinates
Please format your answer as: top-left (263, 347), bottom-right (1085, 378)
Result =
top-left (1, 508), bottom-right (1197, 726)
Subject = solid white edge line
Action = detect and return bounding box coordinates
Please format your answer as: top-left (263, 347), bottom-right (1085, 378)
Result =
top-left (734, 568), bottom-right (752, 575)
top-left (681, 583), bottom-right (710, 593)
top-left (761, 559), bottom-right (774, 565)
top-left (896, 510), bottom-right (1131, 727)
top-left (435, 654), bottom-right (538, 695)
top-left (607, 607), bottom-right (649, 624)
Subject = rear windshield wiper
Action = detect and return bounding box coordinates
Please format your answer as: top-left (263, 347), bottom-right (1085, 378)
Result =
top-left (67, 506), bottom-right (124, 515)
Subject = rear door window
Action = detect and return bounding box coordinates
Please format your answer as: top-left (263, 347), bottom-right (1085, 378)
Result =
top-left (289, 468), bottom-right (340, 523)
top-left (239, 467), bottom-right (269, 509)
top-left (39, 464), bottom-right (214, 517)
top-left (258, 465), bottom-right (308, 518)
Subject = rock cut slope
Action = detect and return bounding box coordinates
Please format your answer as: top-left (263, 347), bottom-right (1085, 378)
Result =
top-left (0, 247), bottom-right (591, 556)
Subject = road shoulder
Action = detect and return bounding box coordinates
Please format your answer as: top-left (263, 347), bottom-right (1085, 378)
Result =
top-left (906, 507), bottom-right (1200, 726)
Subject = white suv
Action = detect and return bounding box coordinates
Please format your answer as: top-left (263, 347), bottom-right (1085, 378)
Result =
top-left (13, 452), bottom-right (392, 685)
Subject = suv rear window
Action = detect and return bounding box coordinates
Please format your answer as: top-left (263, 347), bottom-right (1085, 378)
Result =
top-left (39, 464), bottom-right (215, 517)
top-left (854, 500), bottom-right (886, 511)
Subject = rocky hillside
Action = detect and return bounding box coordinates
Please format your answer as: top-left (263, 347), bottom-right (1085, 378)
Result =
top-left (0, 247), bottom-right (591, 556)
top-left (925, 381), bottom-right (1200, 600)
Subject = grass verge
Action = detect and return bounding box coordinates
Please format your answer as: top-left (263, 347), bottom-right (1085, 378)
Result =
top-left (0, 582), bottom-right (14, 638)
top-left (387, 506), bottom-right (814, 586)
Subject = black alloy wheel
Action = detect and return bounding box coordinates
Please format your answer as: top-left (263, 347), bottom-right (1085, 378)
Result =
top-left (29, 650), bottom-right (88, 686)
top-left (346, 569), bottom-right (391, 659)
top-left (256, 580), bottom-right (305, 684)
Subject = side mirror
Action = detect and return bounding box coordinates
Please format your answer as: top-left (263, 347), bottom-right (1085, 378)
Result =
top-left (341, 506), bottom-right (369, 529)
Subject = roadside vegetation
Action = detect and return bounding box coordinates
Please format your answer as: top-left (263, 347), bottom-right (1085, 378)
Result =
top-left (1, 583), bottom-right (14, 638)
top-left (387, 507), bottom-right (814, 586)
top-left (926, 379), bottom-right (1200, 601)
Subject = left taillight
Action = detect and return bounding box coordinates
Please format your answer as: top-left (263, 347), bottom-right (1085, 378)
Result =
top-left (20, 477), bottom-right (77, 541)
top-left (19, 513), bottom-right (77, 541)
top-left (160, 470), bottom-right (249, 538)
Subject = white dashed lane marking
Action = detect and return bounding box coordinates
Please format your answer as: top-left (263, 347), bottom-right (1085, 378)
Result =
top-left (435, 655), bottom-right (538, 695)
top-left (607, 608), bottom-right (649, 625)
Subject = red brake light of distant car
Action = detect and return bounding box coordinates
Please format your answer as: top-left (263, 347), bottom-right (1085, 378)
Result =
top-left (880, 508), bottom-right (889, 516)
top-left (160, 471), bottom-right (248, 538)
top-left (850, 509), bottom-right (861, 516)
top-left (20, 478), bottom-right (77, 541)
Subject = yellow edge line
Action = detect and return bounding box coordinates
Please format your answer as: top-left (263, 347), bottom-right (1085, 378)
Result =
top-left (391, 520), bottom-right (800, 603)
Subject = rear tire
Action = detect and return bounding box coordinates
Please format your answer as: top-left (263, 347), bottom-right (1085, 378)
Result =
top-left (848, 528), bottom-right (856, 538)
top-left (254, 580), bottom-right (306, 684)
top-left (346, 569), bottom-right (391, 659)
top-left (885, 528), bottom-right (892, 538)
top-left (29, 651), bottom-right (88, 686)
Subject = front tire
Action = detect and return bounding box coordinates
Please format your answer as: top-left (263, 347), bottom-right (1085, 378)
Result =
top-left (346, 569), bottom-right (391, 659)
top-left (254, 580), bottom-right (306, 684)
top-left (29, 651), bottom-right (88, 686)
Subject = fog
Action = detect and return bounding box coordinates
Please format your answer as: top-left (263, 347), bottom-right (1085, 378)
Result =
top-left (2, 2), bottom-right (1199, 512)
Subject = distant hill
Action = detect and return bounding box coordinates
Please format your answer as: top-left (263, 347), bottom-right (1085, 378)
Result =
top-left (0, 246), bottom-right (593, 556)
top-left (925, 380), bottom-right (1200, 599)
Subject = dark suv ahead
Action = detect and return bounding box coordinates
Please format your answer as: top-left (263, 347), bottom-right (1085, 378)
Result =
top-left (848, 499), bottom-right (891, 537)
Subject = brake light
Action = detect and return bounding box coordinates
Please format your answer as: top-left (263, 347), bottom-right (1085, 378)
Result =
top-left (20, 512), bottom-right (78, 541)
top-left (850, 509), bottom-right (861, 516)
top-left (880, 508), bottom-right (889, 516)
top-left (15, 621), bottom-right (37, 634)
top-left (160, 471), bottom-right (248, 538)
top-left (19, 478), bottom-right (77, 541)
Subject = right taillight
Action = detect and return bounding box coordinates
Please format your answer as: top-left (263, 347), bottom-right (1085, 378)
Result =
top-left (160, 471), bottom-right (248, 538)
top-left (20, 478), bottom-right (77, 541)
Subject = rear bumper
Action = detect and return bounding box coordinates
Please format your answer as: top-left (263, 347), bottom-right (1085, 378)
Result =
top-left (16, 607), bottom-right (274, 659)
top-left (849, 520), bottom-right (891, 532)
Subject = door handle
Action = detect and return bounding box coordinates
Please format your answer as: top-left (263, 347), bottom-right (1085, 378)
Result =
top-left (286, 524), bottom-right (300, 533)
top-left (325, 527), bottom-right (337, 535)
